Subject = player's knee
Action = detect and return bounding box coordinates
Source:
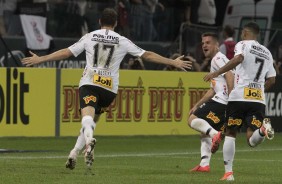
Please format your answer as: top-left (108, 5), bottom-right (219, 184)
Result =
top-left (187, 115), bottom-right (196, 127)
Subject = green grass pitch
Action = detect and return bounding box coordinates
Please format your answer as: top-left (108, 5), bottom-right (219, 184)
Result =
top-left (0, 134), bottom-right (281, 184)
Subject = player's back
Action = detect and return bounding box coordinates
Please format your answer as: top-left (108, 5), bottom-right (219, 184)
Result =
top-left (236, 40), bottom-right (272, 83)
top-left (229, 40), bottom-right (274, 104)
top-left (69, 29), bottom-right (145, 93)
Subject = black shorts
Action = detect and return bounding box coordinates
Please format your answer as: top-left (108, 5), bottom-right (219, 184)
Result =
top-left (193, 99), bottom-right (226, 131)
top-left (79, 85), bottom-right (117, 114)
top-left (226, 101), bottom-right (265, 131)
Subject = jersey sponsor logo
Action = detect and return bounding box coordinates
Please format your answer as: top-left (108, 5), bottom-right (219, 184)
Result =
top-left (92, 33), bottom-right (119, 44)
top-left (227, 118), bottom-right (242, 126)
top-left (93, 74), bottom-right (113, 89)
top-left (251, 45), bottom-right (269, 55)
top-left (83, 95), bottom-right (96, 104)
top-left (244, 87), bottom-right (263, 100)
top-left (251, 116), bottom-right (262, 128)
top-left (94, 69), bottom-right (111, 76)
top-left (250, 50), bottom-right (269, 60)
top-left (248, 82), bottom-right (261, 89)
top-left (206, 112), bottom-right (220, 123)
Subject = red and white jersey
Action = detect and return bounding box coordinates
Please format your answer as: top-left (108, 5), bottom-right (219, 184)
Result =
top-left (229, 40), bottom-right (276, 104)
top-left (210, 52), bottom-right (230, 105)
top-left (68, 29), bottom-right (145, 93)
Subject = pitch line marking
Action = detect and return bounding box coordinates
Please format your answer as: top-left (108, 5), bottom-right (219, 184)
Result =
top-left (0, 148), bottom-right (282, 160)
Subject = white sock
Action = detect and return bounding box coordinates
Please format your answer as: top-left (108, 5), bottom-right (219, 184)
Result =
top-left (199, 137), bottom-right (212, 167)
top-left (223, 136), bottom-right (236, 173)
top-left (249, 129), bottom-right (265, 147)
top-left (81, 115), bottom-right (96, 144)
top-left (190, 118), bottom-right (218, 138)
top-left (73, 128), bottom-right (86, 152)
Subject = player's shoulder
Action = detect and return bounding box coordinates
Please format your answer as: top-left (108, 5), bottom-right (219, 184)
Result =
top-left (214, 52), bottom-right (229, 61)
top-left (236, 40), bottom-right (253, 46)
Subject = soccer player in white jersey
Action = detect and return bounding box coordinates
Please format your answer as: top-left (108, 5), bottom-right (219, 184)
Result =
top-left (204, 22), bottom-right (276, 181)
top-left (21, 8), bottom-right (192, 170)
top-left (188, 32), bottom-right (234, 172)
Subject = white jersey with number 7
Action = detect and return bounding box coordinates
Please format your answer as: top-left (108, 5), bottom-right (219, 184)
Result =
top-left (229, 40), bottom-right (276, 104)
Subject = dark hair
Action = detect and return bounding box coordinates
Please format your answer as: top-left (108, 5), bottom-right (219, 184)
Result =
top-left (201, 32), bottom-right (219, 41)
top-left (243, 22), bottom-right (260, 35)
top-left (100, 8), bottom-right (117, 27)
top-left (223, 25), bottom-right (235, 37)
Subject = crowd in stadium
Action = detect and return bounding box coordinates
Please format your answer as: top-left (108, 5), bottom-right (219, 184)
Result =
top-left (0, 0), bottom-right (282, 74)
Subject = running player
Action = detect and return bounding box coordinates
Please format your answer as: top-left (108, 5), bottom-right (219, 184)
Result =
top-left (204, 22), bottom-right (276, 181)
top-left (188, 32), bottom-right (234, 172)
top-left (21, 8), bottom-right (192, 170)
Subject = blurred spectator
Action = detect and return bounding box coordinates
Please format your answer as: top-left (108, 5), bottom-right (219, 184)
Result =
top-left (129, 0), bottom-right (143, 41)
top-left (153, 1), bottom-right (173, 41)
top-left (0, 0), bottom-right (5, 35)
top-left (184, 54), bottom-right (201, 72)
top-left (142, 0), bottom-right (158, 41)
top-left (198, 0), bottom-right (216, 26)
top-left (127, 57), bottom-right (146, 70)
top-left (219, 25), bottom-right (236, 59)
top-left (129, 0), bottom-right (159, 41)
top-left (187, 0), bottom-right (216, 26)
top-left (83, 0), bottom-right (115, 33)
top-left (273, 44), bottom-right (282, 75)
top-left (214, 0), bottom-right (229, 26)
top-left (3, 0), bottom-right (23, 36)
top-left (163, 53), bottom-right (181, 71)
top-left (117, 0), bottom-right (130, 38)
top-left (192, 42), bottom-right (210, 72)
top-left (47, 0), bottom-right (89, 38)
top-left (273, 59), bottom-right (282, 75)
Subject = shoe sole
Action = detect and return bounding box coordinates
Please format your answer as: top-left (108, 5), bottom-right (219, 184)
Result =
top-left (66, 158), bottom-right (76, 170)
top-left (190, 169), bottom-right (210, 172)
top-left (85, 139), bottom-right (96, 167)
top-left (266, 128), bottom-right (274, 140)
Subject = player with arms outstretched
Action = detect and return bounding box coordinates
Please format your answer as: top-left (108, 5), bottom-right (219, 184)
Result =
top-left (22, 8), bottom-right (192, 170)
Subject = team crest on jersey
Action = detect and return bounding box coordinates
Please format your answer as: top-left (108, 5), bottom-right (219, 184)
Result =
top-left (93, 74), bottom-right (113, 89)
top-left (83, 95), bottom-right (96, 104)
top-left (243, 87), bottom-right (263, 100)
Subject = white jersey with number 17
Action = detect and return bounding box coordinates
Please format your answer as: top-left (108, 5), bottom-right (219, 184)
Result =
top-left (68, 29), bottom-right (145, 93)
top-left (228, 40), bottom-right (276, 104)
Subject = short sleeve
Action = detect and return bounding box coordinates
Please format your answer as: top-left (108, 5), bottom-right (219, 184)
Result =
top-left (68, 34), bottom-right (88, 57)
top-left (266, 59), bottom-right (277, 78)
top-left (234, 41), bottom-right (245, 57)
top-left (123, 38), bottom-right (145, 57)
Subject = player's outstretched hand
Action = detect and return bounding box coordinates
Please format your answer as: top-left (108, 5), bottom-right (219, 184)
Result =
top-left (21, 51), bottom-right (41, 67)
top-left (203, 72), bottom-right (219, 82)
top-left (173, 55), bottom-right (193, 71)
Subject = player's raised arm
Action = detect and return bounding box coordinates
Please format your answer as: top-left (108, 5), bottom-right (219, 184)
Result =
top-left (203, 54), bottom-right (243, 82)
top-left (21, 48), bottom-right (73, 67)
top-left (141, 51), bottom-right (193, 71)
